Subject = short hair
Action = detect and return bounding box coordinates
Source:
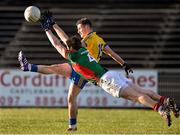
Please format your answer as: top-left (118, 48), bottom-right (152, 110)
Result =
top-left (66, 35), bottom-right (82, 50)
top-left (76, 17), bottom-right (92, 28)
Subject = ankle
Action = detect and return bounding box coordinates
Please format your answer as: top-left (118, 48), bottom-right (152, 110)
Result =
top-left (153, 103), bottom-right (161, 111)
top-left (69, 118), bottom-right (77, 129)
top-left (159, 96), bottom-right (166, 104)
top-left (30, 64), bottom-right (38, 72)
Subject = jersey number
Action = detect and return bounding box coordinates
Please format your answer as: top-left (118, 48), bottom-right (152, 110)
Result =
top-left (87, 53), bottom-right (96, 62)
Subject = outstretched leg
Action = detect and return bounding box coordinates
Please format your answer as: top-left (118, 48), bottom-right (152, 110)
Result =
top-left (132, 83), bottom-right (163, 102)
top-left (18, 51), bottom-right (72, 77)
top-left (121, 84), bottom-right (171, 127)
top-left (132, 83), bottom-right (179, 118)
top-left (121, 84), bottom-right (156, 108)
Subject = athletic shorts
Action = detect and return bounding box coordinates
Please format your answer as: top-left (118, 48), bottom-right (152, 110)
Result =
top-left (99, 70), bottom-right (131, 97)
top-left (70, 67), bottom-right (88, 89)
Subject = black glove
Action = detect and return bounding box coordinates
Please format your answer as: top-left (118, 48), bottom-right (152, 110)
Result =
top-left (39, 11), bottom-right (55, 31)
top-left (122, 62), bottom-right (133, 77)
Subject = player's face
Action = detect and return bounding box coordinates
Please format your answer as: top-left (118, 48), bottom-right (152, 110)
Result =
top-left (77, 24), bottom-right (88, 39)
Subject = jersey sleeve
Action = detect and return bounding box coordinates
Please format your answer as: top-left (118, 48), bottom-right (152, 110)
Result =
top-left (101, 38), bottom-right (108, 53)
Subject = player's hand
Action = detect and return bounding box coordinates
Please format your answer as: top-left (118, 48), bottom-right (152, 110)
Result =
top-left (42, 11), bottom-right (55, 26)
top-left (122, 62), bottom-right (133, 77)
top-left (39, 11), bottom-right (55, 31)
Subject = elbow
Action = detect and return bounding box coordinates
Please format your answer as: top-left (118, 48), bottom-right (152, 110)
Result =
top-left (64, 51), bottom-right (68, 59)
top-left (61, 53), bottom-right (68, 60)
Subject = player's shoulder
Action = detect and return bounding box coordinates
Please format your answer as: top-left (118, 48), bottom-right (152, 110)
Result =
top-left (82, 32), bottom-right (106, 46)
top-left (90, 32), bottom-right (105, 41)
top-left (84, 32), bottom-right (100, 39)
top-left (91, 32), bottom-right (101, 38)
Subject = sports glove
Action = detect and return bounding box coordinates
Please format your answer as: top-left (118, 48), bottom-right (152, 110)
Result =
top-left (39, 11), bottom-right (55, 31)
top-left (122, 62), bottom-right (133, 77)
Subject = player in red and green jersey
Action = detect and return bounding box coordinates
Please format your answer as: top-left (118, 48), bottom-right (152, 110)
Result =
top-left (68, 47), bottom-right (107, 83)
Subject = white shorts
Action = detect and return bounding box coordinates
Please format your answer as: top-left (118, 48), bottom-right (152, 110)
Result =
top-left (99, 70), bottom-right (131, 98)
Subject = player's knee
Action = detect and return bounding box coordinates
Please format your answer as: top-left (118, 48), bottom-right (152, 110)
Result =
top-left (138, 95), bottom-right (148, 102)
top-left (67, 94), bottom-right (76, 104)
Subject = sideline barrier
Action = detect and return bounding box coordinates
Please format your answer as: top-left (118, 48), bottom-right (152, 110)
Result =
top-left (0, 69), bottom-right (157, 107)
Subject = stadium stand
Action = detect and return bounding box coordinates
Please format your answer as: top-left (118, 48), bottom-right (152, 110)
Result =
top-left (0, 6), bottom-right (24, 58)
top-left (0, 0), bottom-right (179, 106)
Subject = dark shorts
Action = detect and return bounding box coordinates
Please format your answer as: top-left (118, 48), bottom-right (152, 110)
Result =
top-left (70, 67), bottom-right (88, 89)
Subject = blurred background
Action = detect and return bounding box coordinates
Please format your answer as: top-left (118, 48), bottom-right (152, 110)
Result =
top-left (0, 0), bottom-right (180, 107)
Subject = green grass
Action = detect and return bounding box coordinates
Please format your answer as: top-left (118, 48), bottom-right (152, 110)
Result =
top-left (0, 108), bottom-right (179, 134)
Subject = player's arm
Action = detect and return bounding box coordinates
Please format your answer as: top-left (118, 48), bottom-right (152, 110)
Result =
top-left (45, 30), bottom-right (69, 59)
top-left (104, 45), bottom-right (133, 76)
top-left (40, 11), bottom-right (70, 48)
top-left (52, 23), bottom-right (69, 47)
top-left (104, 45), bottom-right (125, 66)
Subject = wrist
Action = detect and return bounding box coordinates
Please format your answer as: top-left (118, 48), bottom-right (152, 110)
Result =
top-left (53, 23), bottom-right (58, 28)
top-left (122, 62), bottom-right (127, 67)
top-left (51, 21), bottom-right (56, 26)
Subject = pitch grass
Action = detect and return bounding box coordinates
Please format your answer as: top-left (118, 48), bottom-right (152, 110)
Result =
top-left (0, 108), bottom-right (180, 134)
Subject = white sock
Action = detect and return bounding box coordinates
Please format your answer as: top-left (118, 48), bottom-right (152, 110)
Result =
top-left (69, 124), bottom-right (76, 129)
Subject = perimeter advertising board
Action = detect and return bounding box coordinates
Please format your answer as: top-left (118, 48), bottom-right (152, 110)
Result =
top-left (0, 69), bottom-right (157, 107)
